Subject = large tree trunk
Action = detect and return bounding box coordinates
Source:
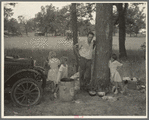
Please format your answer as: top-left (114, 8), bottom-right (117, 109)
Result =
top-left (45, 27), bottom-right (48, 37)
top-left (130, 33), bottom-right (131, 37)
top-left (71, 3), bottom-right (79, 72)
top-left (91, 3), bottom-right (113, 91)
top-left (25, 24), bottom-right (28, 36)
top-left (117, 3), bottom-right (128, 59)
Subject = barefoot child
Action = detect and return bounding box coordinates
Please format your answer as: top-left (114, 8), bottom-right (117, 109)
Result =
top-left (109, 54), bottom-right (124, 94)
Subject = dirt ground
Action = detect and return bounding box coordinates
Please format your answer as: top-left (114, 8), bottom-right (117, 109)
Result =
top-left (4, 88), bottom-right (146, 117)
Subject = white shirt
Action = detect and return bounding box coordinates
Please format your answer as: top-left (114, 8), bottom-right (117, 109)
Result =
top-left (79, 39), bottom-right (93, 59)
top-left (57, 64), bottom-right (68, 83)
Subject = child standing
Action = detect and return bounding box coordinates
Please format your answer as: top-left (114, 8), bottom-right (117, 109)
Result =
top-left (54, 56), bottom-right (69, 98)
top-left (109, 54), bottom-right (124, 94)
top-left (46, 51), bottom-right (61, 93)
top-left (58, 56), bottom-right (68, 79)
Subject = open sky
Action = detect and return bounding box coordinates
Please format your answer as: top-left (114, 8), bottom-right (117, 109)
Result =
top-left (11, 2), bottom-right (71, 20)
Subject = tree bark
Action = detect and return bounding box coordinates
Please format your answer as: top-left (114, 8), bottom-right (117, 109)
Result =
top-left (91, 3), bottom-right (113, 91)
top-left (117, 3), bottom-right (128, 59)
top-left (71, 3), bottom-right (79, 72)
top-left (25, 24), bottom-right (28, 36)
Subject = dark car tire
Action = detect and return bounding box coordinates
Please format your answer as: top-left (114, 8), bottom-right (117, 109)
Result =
top-left (11, 78), bottom-right (43, 107)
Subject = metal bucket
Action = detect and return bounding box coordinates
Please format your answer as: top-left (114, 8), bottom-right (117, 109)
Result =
top-left (59, 78), bottom-right (75, 101)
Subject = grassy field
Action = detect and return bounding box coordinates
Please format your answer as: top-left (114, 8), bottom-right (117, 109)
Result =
top-left (4, 33), bottom-right (146, 80)
top-left (3, 33), bottom-right (146, 116)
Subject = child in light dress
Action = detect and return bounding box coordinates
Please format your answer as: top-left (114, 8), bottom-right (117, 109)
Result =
top-left (109, 54), bottom-right (124, 94)
top-left (46, 51), bottom-right (61, 93)
top-left (54, 56), bottom-right (69, 98)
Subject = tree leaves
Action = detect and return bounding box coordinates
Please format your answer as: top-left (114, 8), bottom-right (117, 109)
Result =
top-left (126, 4), bottom-right (146, 35)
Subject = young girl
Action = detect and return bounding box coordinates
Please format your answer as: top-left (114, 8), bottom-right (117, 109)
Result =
top-left (54, 56), bottom-right (69, 98)
top-left (109, 54), bottom-right (124, 94)
top-left (46, 51), bottom-right (61, 93)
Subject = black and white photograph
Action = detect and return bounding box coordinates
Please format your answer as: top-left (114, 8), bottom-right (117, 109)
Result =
top-left (2, 1), bottom-right (147, 118)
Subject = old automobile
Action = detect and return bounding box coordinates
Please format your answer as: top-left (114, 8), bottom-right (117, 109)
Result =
top-left (4, 55), bottom-right (46, 107)
top-left (34, 30), bottom-right (45, 36)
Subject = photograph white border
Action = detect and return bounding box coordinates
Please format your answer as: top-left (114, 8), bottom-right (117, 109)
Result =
top-left (1, 1), bottom-right (148, 119)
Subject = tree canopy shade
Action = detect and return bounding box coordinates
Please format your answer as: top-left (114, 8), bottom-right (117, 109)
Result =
top-left (91, 3), bottom-right (113, 91)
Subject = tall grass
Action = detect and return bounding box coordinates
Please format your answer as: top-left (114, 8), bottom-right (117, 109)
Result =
top-left (4, 48), bottom-right (77, 77)
top-left (113, 49), bottom-right (146, 83)
top-left (4, 33), bottom-right (146, 83)
top-left (4, 47), bottom-right (146, 84)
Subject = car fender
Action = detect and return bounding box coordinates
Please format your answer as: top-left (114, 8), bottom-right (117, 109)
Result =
top-left (33, 66), bottom-right (45, 72)
top-left (4, 69), bottom-right (42, 88)
top-left (33, 66), bottom-right (46, 88)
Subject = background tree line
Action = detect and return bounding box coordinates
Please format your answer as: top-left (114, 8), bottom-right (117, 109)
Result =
top-left (4, 3), bottom-right (146, 59)
top-left (4, 3), bottom-right (145, 38)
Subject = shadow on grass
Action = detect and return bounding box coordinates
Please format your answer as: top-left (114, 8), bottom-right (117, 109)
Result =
top-left (112, 49), bottom-right (146, 83)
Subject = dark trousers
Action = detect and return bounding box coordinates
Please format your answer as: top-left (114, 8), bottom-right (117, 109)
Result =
top-left (79, 56), bottom-right (92, 90)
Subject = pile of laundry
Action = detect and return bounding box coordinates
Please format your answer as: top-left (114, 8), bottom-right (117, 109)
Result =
top-left (122, 77), bottom-right (146, 93)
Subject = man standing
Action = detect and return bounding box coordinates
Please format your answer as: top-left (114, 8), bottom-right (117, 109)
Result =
top-left (74, 31), bottom-right (96, 91)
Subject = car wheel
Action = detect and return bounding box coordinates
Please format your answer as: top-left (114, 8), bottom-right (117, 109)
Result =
top-left (11, 78), bottom-right (43, 107)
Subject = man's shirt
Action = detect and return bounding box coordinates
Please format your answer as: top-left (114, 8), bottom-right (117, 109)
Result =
top-left (78, 39), bottom-right (94, 59)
